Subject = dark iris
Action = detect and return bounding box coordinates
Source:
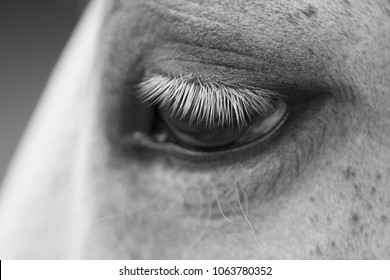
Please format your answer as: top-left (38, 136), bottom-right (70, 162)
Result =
top-left (160, 107), bottom-right (246, 149)
top-left (155, 100), bottom-right (288, 151)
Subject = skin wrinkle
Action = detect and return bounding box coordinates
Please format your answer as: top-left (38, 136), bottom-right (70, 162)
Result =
top-left (151, 42), bottom-right (267, 72)
top-left (141, 0), bottom-right (324, 56)
top-left (128, 0), bottom-right (372, 104)
top-left (107, 1), bottom-right (362, 100)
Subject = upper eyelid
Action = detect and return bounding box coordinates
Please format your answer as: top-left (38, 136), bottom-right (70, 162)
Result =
top-left (135, 74), bottom-right (280, 128)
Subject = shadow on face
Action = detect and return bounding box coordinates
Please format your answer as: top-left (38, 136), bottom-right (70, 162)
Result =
top-left (0, 0), bottom-right (390, 259)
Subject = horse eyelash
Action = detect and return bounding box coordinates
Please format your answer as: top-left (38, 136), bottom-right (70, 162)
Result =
top-left (135, 74), bottom-right (280, 128)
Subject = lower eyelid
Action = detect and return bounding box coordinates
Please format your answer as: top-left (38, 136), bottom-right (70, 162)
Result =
top-left (232, 95), bottom-right (344, 204)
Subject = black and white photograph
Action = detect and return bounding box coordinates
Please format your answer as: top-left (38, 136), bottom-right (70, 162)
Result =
top-left (1, 0), bottom-right (390, 264)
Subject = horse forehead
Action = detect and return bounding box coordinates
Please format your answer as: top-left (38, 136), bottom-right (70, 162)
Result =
top-left (111, 0), bottom-right (382, 60)
top-left (129, 0), bottom-right (362, 22)
top-left (136, 0), bottom-right (339, 11)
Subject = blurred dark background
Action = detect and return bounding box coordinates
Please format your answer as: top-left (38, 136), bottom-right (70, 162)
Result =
top-left (0, 0), bottom-right (89, 183)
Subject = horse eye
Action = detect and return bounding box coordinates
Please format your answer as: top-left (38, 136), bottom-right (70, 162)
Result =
top-left (134, 75), bottom-right (288, 152)
top-left (157, 100), bottom-right (287, 151)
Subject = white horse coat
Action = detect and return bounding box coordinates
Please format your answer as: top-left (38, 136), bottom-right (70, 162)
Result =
top-left (1, 0), bottom-right (390, 259)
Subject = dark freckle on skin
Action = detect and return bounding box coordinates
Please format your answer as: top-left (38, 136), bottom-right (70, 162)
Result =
top-left (301, 4), bottom-right (318, 18)
top-left (342, 166), bottom-right (356, 181)
top-left (331, 241), bottom-right (336, 248)
top-left (307, 47), bottom-right (315, 55)
top-left (375, 172), bottom-right (382, 181)
top-left (310, 214), bottom-right (319, 225)
top-left (381, 215), bottom-right (388, 223)
top-left (309, 196), bottom-right (315, 202)
top-left (350, 212), bottom-right (360, 224)
top-left (343, 0), bottom-right (351, 5)
top-left (385, 8), bottom-right (390, 18)
top-left (370, 187), bottom-right (377, 196)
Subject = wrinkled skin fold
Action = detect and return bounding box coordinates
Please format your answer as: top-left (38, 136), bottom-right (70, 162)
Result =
top-left (0, 0), bottom-right (390, 259)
